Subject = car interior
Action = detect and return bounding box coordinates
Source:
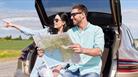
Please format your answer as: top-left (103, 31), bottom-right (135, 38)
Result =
top-left (87, 12), bottom-right (116, 77)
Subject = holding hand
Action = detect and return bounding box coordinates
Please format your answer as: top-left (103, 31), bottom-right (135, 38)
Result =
top-left (37, 48), bottom-right (45, 57)
top-left (69, 44), bottom-right (83, 54)
top-left (52, 65), bottom-right (62, 77)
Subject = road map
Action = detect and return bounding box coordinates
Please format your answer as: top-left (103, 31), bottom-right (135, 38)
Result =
top-left (33, 33), bottom-right (80, 67)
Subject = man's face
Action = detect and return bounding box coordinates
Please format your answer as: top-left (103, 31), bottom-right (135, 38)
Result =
top-left (71, 9), bottom-right (83, 25)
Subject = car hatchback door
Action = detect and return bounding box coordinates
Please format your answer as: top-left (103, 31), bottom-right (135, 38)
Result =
top-left (35, 0), bottom-right (122, 77)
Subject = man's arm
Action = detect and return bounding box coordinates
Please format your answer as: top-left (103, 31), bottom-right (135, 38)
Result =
top-left (82, 47), bottom-right (102, 56)
top-left (69, 44), bottom-right (101, 56)
top-left (69, 27), bottom-right (104, 56)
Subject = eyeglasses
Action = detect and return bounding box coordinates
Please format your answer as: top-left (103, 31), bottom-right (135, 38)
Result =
top-left (71, 12), bottom-right (82, 17)
top-left (54, 19), bottom-right (61, 22)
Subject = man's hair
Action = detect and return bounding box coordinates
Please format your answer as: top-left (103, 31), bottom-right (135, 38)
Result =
top-left (72, 4), bottom-right (88, 16)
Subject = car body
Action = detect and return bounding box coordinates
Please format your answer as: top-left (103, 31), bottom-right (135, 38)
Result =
top-left (14, 0), bottom-right (138, 77)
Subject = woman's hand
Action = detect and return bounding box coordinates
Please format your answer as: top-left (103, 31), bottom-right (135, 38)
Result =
top-left (37, 48), bottom-right (45, 57)
top-left (4, 21), bottom-right (22, 31)
top-left (4, 21), bottom-right (15, 28)
top-left (52, 65), bottom-right (62, 77)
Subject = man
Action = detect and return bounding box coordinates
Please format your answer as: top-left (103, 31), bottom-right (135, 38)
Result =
top-left (64, 4), bottom-right (105, 77)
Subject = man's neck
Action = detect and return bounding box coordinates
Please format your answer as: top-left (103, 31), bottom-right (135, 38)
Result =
top-left (78, 19), bottom-right (88, 30)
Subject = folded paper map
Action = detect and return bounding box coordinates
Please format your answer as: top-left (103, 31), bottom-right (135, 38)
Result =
top-left (33, 33), bottom-right (80, 67)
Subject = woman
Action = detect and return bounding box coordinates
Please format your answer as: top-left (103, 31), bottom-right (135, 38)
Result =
top-left (5, 12), bottom-right (69, 36)
top-left (5, 12), bottom-right (70, 77)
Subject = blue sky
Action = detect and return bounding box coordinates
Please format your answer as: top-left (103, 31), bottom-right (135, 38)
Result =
top-left (121, 0), bottom-right (138, 9)
top-left (0, 0), bottom-right (137, 11)
top-left (0, 0), bottom-right (138, 38)
top-left (0, 0), bottom-right (34, 10)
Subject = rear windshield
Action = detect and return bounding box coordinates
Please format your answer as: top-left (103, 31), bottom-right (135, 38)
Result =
top-left (41, 0), bottom-right (111, 16)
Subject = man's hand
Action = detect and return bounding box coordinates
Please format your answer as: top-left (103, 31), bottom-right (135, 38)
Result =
top-left (69, 44), bottom-right (83, 54)
top-left (37, 48), bottom-right (45, 57)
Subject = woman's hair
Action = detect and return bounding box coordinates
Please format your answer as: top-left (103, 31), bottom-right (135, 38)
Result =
top-left (49, 12), bottom-right (70, 34)
top-left (57, 12), bottom-right (70, 32)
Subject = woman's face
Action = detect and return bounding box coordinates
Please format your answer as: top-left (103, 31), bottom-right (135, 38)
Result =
top-left (54, 15), bottom-right (65, 30)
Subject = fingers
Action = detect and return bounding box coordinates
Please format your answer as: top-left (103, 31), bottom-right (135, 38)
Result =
top-left (52, 65), bottom-right (62, 71)
top-left (37, 48), bottom-right (45, 57)
top-left (4, 21), bottom-right (9, 28)
top-left (4, 21), bottom-right (12, 28)
top-left (2, 20), bottom-right (9, 23)
top-left (52, 65), bottom-right (62, 77)
top-left (69, 44), bottom-right (81, 48)
top-left (69, 44), bottom-right (82, 53)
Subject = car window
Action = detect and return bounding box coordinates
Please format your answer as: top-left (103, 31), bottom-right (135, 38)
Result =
top-left (121, 0), bottom-right (138, 50)
top-left (125, 26), bottom-right (138, 50)
top-left (41, 0), bottom-right (111, 16)
top-left (134, 39), bottom-right (138, 50)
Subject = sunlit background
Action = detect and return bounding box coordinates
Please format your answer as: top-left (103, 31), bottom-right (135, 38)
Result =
top-left (0, 0), bottom-right (42, 39)
top-left (0, 0), bottom-right (138, 39)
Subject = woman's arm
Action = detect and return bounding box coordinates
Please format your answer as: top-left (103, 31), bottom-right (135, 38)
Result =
top-left (4, 21), bottom-right (48, 36)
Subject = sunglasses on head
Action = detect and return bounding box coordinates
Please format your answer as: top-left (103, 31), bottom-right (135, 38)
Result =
top-left (54, 19), bottom-right (61, 22)
top-left (71, 12), bottom-right (82, 17)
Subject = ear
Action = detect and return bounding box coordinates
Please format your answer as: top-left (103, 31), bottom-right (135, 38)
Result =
top-left (62, 21), bottom-right (66, 25)
top-left (81, 12), bottom-right (85, 19)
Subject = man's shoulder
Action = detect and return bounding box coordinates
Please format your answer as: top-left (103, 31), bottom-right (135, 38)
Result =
top-left (89, 22), bottom-right (101, 28)
top-left (67, 26), bottom-right (77, 32)
top-left (89, 23), bottom-right (103, 33)
top-left (89, 23), bottom-right (101, 29)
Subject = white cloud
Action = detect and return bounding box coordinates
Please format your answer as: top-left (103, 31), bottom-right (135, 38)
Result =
top-left (122, 9), bottom-right (138, 38)
top-left (0, 16), bottom-right (42, 39)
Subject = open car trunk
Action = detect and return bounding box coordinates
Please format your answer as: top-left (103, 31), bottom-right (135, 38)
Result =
top-left (14, 0), bottom-right (122, 77)
top-left (34, 0), bottom-right (122, 77)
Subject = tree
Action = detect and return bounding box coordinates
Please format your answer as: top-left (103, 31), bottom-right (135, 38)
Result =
top-left (4, 35), bottom-right (12, 40)
top-left (13, 35), bottom-right (22, 40)
top-left (28, 36), bottom-right (33, 40)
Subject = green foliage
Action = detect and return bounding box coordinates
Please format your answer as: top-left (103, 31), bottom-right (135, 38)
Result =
top-left (0, 50), bottom-right (20, 58)
top-left (0, 39), bottom-right (33, 50)
top-left (28, 36), bottom-right (33, 40)
top-left (4, 35), bottom-right (12, 40)
top-left (2, 35), bottom-right (23, 40)
top-left (0, 39), bottom-right (33, 59)
top-left (13, 35), bottom-right (22, 40)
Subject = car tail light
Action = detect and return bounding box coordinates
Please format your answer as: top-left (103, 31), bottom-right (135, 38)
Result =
top-left (118, 59), bottom-right (138, 72)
